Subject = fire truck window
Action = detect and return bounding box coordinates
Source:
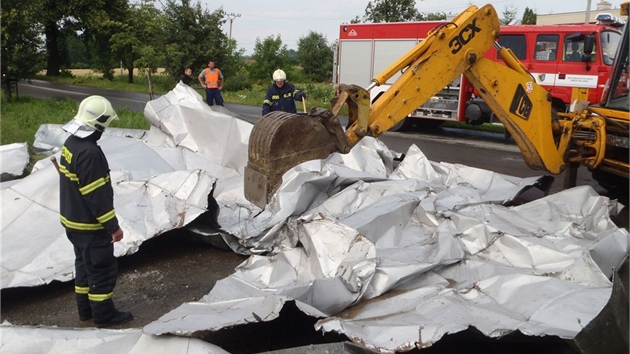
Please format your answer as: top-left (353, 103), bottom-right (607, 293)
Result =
top-left (601, 30), bottom-right (622, 65)
top-left (564, 40), bottom-right (583, 62)
top-left (534, 34), bottom-right (558, 61)
top-left (610, 46), bottom-right (629, 109)
top-left (497, 34), bottom-right (526, 60)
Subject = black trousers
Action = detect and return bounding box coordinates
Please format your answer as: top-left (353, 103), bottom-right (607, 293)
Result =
top-left (67, 229), bottom-right (118, 316)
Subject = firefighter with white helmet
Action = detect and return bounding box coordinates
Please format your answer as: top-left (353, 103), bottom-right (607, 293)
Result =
top-left (262, 69), bottom-right (306, 115)
top-left (62, 95), bottom-right (118, 137)
top-left (272, 69), bottom-right (286, 81)
top-left (59, 95), bottom-right (133, 328)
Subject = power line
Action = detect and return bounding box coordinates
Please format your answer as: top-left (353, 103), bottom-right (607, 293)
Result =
top-left (225, 12), bottom-right (241, 42)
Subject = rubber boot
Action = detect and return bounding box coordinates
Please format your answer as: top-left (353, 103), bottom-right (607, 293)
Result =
top-left (91, 299), bottom-right (133, 328)
top-left (76, 294), bottom-right (92, 321)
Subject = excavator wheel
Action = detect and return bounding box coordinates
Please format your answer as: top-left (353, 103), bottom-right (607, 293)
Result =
top-left (244, 111), bottom-right (338, 208)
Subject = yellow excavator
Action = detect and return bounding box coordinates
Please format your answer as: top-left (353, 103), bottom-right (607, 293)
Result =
top-left (244, 3), bottom-right (629, 208)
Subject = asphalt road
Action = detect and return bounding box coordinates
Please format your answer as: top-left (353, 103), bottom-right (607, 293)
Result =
top-left (17, 79), bottom-right (262, 121)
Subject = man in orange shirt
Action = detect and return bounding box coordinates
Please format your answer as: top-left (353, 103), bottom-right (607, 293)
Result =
top-left (197, 60), bottom-right (224, 106)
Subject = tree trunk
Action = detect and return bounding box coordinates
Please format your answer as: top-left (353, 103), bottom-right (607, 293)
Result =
top-left (2, 78), bottom-right (13, 103)
top-left (146, 69), bottom-right (154, 100)
top-left (45, 22), bottom-right (61, 76)
top-left (127, 65), bottom-right (134, 84)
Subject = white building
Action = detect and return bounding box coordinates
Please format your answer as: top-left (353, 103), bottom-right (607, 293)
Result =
top-left (537, 0), bottom-right (620, 25)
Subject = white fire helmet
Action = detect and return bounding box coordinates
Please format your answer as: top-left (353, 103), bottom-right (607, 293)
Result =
top-left (62, 95), bottom-right (118, 138)
top-left (272, 69), bottom-right (286, 82)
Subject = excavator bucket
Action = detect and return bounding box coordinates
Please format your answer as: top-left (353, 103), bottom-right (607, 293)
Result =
top-left (244, 87), bottom-right (364, 208)
top-left (244, 110), bottom-right (345, 208)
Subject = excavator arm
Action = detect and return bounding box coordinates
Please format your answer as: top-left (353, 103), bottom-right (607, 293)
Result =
top-left (244, 3), bottom-right (608, 208)
top-left (465, 47), bottom-right (606, 174)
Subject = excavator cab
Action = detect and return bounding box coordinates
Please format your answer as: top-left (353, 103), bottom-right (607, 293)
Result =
top-left (588, 4), bottom-right (629, 192)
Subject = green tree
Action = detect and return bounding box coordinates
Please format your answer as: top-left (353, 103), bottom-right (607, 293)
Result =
top-left (521, 7), bottom-right (537, 25)
top-left (249, 35), bottom-right (290, 83)
top-left (32, 0), bottom-right (129, 78)
top-left (33, 0), bottom-right (85, 76)
top-left (422, 12), bottom-right (447, 21)
top-left (64, 33), bottom-right (92, 68)
top-left (162, 0), bottom-right (238, 82)
top-left (75, 0), bottom-right (129, 79)
top-left (1, 0), bottom-right (45, 101)
top-left (110, 0), bottom-right (165, 85)
top-left (500, 5), bottom-right (518, 25)
top-left (41, 0), bottom-right (66, 76)
top-left (363, 0), bottom-right (422, 22)
top-left (297, 32), bottom-right (333, 82)
top-left (287, 49), bottom-right (299, 66)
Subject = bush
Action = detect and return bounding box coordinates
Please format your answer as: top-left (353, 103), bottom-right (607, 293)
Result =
top-left (303, 83), bottom-right (336, 107)
top-left (224, 71), bottom-right (253, 91)
top-left (58, 69), bottom-right (76, 78)
top-left (286, 67), bottom-right (308, 83)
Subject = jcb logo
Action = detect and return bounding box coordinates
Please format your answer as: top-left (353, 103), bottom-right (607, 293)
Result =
top-left (509, 85), bottom-right (533, 120)
top-left (449, 19), bottom-right (482, 54)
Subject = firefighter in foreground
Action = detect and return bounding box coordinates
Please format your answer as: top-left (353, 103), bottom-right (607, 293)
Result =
top-left (59, 95), bottom-right (133, 327)
top-left (244, 3), bottom-right (629, 208)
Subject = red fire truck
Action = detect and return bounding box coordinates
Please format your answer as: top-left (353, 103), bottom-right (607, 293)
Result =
top-left (334, 19), bottom-right (623, 129)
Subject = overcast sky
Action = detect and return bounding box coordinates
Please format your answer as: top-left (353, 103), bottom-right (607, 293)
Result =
top-left (201, 1), bottom-right (616, 55)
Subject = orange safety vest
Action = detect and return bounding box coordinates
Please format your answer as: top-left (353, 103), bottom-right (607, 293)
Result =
top-left (205, 69), bottom-right (221, 89)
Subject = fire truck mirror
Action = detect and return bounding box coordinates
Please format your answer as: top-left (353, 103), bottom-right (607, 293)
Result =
top-left (583, 34), bottom-right (595, 55)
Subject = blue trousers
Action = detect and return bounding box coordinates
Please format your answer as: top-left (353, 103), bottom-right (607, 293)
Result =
top-left (204, 88), bottom-right (224, 106)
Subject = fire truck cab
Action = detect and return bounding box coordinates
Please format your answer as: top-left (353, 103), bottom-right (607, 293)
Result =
top-left (334, 19), bottom-right (623, 129)
top-left (466, 22), bottom-right (624, 125)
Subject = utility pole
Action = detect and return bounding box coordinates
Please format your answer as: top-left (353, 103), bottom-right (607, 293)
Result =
top-left (585, 0), bottom-right (592, 23)
top-left (226, 12), bottom-right (241, 43)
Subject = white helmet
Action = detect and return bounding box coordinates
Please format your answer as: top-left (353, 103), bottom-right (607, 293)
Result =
top-left (62, 95), bottom-right (118, 138)
top-left (272, 69), bottom-right (286, 82)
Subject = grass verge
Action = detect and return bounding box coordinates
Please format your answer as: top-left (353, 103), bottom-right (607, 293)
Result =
top-left (1, 96), bottom-right (147, 172)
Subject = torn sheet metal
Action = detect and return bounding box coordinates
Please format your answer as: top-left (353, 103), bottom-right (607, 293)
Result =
top-left (32, 124), bottom-right (147, 154)
top-left (1, 85), bottom-right (248, 289)
top-left (0, 324), bottom-right (229, 354)
top-left (146, 173), bottom-right (628, 353)
top-left (1, 138), bottom-right (214, 288)
top-left (215, 143), bottom-right (548, 256)
top-left (143, 83), bottom-right (251, 172)
top-left (3, 83), bottom-right (628, 352)
top-left (144, 216), bottom-right (375, 335)
top-left (143, 91), bottom-right (630, 354)
top-left (0, 142), bottom-right (29, 179)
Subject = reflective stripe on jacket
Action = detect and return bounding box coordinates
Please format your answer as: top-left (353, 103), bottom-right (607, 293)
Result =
top-left (59, 135), bottom-right (119, 234)
top-left (262, 82), bottom-right (303, 115)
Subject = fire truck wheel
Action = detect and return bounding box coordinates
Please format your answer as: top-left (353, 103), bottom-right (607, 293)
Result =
top-left (390, 117), bottom-right (413, 131)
